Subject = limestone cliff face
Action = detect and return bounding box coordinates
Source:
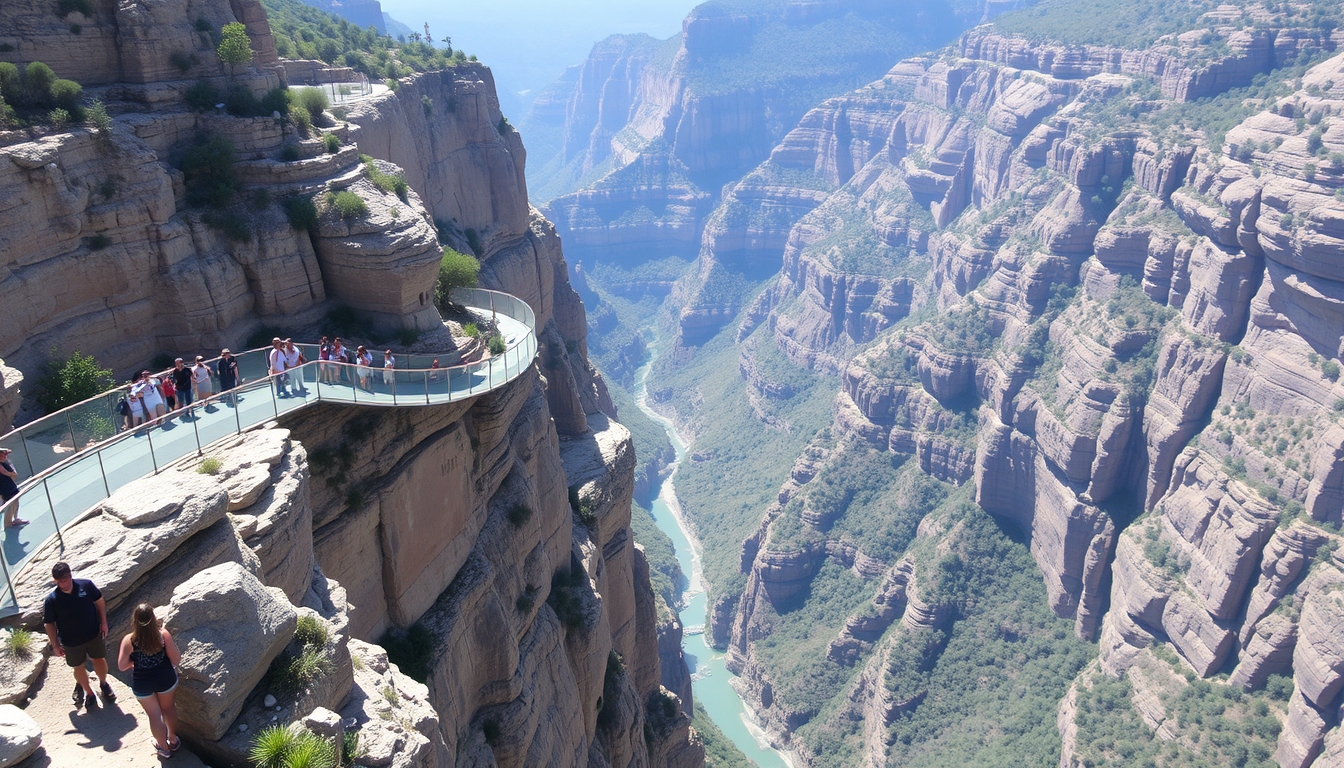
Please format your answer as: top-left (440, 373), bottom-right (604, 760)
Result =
top-left (690, 11), bottom-right (1344, 765)
top-left (0, 0), bottom-right (700, 762)
top-left (525, 0), bottom-right (1002, 266)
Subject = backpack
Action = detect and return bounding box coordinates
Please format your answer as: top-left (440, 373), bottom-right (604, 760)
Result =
top-left (117, 397), bottom-right (130, 416)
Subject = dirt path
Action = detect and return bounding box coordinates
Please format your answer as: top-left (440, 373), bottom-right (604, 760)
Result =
top-left (17, 663), bottom-right (208, 767)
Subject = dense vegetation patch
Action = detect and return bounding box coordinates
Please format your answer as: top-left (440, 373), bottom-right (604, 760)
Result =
top-left (259, 0), bottom-right (468, 78)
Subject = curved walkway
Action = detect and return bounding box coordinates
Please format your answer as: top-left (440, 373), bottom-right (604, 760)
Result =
top-left (0, 288), bottom-right (538, 615)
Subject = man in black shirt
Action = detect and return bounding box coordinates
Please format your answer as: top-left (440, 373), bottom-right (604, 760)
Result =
top-left (170, 358), bottom-right (194, 417)
top-left (43, 562), bottom-right (115, 709)
top-left (217, 348), bottom-right (241, 406)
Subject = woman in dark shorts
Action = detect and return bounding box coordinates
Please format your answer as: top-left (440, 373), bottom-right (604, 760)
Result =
top-left (0, 447), bottom-right (26, 528)
top-left (117, 603), bottom-right (182, 758)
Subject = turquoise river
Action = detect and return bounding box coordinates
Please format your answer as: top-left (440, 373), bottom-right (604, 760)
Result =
top-left (632, 349), bottom-right (792, 768)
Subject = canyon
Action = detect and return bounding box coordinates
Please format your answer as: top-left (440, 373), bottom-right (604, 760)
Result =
top-left (0, 0), bottom-right (703, 764)
top-left (546, 0), bottom-right (1344, 765)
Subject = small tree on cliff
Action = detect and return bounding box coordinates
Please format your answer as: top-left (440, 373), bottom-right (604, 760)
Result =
top-left (434, 247), bottom-right (479, 314)
top-left (217, 22), bottom-right (253, 78)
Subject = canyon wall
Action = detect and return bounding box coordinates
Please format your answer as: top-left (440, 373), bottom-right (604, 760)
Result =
top-left (525, 0), bottom-right (998, 267)
top-left (0, 0), bottom-right (702, 763)
top-left (647, 4), bottom-right (1344, 764)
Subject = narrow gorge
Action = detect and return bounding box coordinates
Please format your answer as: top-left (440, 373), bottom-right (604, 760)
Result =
top-left (542, 0), bottom-right (1344, 766)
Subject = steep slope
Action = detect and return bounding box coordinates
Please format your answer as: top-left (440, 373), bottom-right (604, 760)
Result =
top-left (0, 0), bottom-right (704, 763)
top-left (524, 0), bottom-right (1001, 266)
top-left (622, 0), bottom-right (1344, 763)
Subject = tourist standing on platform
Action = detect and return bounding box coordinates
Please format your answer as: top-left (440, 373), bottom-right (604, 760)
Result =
top-left (356, 346), bottom-right (373, 392)
top-left (159, 372), bottom-right (176, 413)
top-left (383, 350), bottom-right (396, 388)
top-left (133, 372), bottom-right (166, 420)
top-left (284, 340), bottom-right (305, 395)
top-left (0, 448), bottom-right (26, 528)
top-left (192, 356), bottom-right (213, 405)
top-left (331, 338), bottom-right (348, 384)
top-left (318, 337), bottom-right (335, 384)
top-left (170, 359), bottom-right (193, 413)
top-left (118, 604), bottom-right (182, 759)
top-left (43, 562), bottom-right (116, 711)
top-left (268, 338), bottom-right (290, 396)
top-left (217, 349), bottom-right (240, 401)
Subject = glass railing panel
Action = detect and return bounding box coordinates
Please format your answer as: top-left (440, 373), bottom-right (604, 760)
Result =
top-left (43, 455), bottom-right (111, 531)
top-left (233, 378), bottom-right (282, 427)
top-left (22, 416), bottom-right (77, 478)
top-left (2, 480), bottom-right (55, 570)
top-left (192, 395), bottom-right (244, 451)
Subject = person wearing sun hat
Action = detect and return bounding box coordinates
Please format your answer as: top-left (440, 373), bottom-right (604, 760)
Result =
top-left (0, 447), bottom-right (24, 528)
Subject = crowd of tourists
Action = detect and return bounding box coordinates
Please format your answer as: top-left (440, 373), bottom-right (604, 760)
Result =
top-left (117, 350), bottom-right (241, 431)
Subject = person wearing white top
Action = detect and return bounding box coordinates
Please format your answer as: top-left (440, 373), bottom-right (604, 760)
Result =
top-left (268, 338), bottom-right (290, 396)
top-left (284, 340), bottom-right (305, 395)
top-left (355, 346), bottom-right (373, 392)
top-left (191, 356), bottom-right (213, 403)
top-left (132, 372), bottom-right (166, 420)
top-left (382, 350), bottom-right (396, 389)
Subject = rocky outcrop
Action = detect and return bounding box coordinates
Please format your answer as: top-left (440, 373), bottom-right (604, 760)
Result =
top-left (0, 704), bottom-right (41, 768)
top-left (165, 561), bottom-right (298, 742)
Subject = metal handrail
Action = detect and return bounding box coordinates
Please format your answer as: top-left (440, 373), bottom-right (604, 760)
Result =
top-left (0, 288), bottom-right (537, 614)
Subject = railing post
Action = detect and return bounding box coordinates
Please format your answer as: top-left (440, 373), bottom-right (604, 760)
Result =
top-left (0, 547), bottom-right (16, 614)
top-left (234, 390), bottom-right (243, 433)
top-left (66, 411), bottom-right (78, 452)
top-left (95, 449), bottom-right (110, 497)
top-left (42, 478), bottom-right (63, 550)
top-left (146, 427), bottom-right (159, 474)
top-left (271, 379), bottom-right (280, 418)
top-left (18, 432), bottom-right (34, 477)
top-left (424, 371), bottom-right (430, 405)
top-left (192, 412), bottom-right (203, 457)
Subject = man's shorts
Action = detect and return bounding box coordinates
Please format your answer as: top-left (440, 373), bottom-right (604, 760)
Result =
top-left (63, 636), bottom-right (106, 667)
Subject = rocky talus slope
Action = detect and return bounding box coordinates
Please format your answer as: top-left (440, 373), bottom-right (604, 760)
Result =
top-left (649, 3), bottom-right (1344, 764)
top-left (0, 0), bottom-right (702, 763)
top-left (524, 0), bottom-right (998, 266)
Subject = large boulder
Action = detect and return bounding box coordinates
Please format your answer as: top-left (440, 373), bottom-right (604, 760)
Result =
top-left (163, 562), bottom-right (297, 741)
top-left (15, 472), bottom-right (230, 627)
top-left (0, 704), bottom-right (40, 767)
top-left (340, 639), bottom-right (446, 768)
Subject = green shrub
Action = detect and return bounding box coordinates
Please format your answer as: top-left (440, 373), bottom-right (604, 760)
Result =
top-left (327, 190), bottom-right (367, 220)
top-left (279, 143), bottom-right (301, 162)
top-left (341, 731), bottom-right (361, 764)
top-left (384, 78), bottom-right (399, 91)
top-left (433, 248), bottom-right (479, 313)
top-left (507, 503), bottom-right (532, 527)
top-left (35, 348), bottom-right (114, 415)
top-left (184, 80), bottom-right (219, 111)
top-left (294, 614), bottom-right (330, 648)
top-left (462, 322), bottom-right (480, 338)
top-left (202, 209), bottom-right (252, 242)
top-left (248, 725), bottom-right (300, 768)
top-left (267, 645), bottom-right (332, 699)
top-left (1323, 359), bottom-right (1341, 382)
top-left (84, 99), bottom-right (110, 132)
top-left (169, 51), bottom-right (197, 73)
top-left (379, 624), bottom-right (435, 682)
top-left (296, 86), bottom-right (328, 120)
top-left (497, 116), bottom-right (512, 135)
top-left (321, 132), bottom-right (340, 153)
top-left (49, 78), bottom-right (81, 109)
top-left (360, 156), bottom-right (408, 200)
top-left (179, 134), bottom-right (237, 207)
top-left (283, 195), bottom-right (318, 231)
top-left (488, 334), bottom-right (506, 356)
top-left (86, 233), bottom-right (111, 250)
top-left (2, 629), bottom-right (35, 657)
top-left (279, 732), bottom-right (336, 768)
top-left (515, 587), bottom-right (537, 613)
top-left (289, 104), bottom-right (311, 133)
top-left (196, 456), bottom-right (222, 475)
top-left (48, 108), bottom-right (70, 127)
top-left (0, 63), bottom-right (19, 104)
top-left (25, 62), bottom-right (56, 102)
